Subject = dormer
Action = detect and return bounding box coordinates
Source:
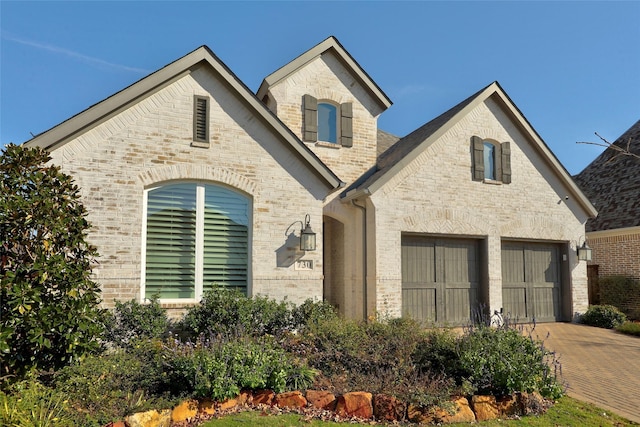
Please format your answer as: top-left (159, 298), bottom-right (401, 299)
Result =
top-left (257, 36), bottom-right (392, 183)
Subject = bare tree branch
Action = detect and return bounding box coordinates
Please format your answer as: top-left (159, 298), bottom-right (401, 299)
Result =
top-left (577, 132), bottom-right (640, 163)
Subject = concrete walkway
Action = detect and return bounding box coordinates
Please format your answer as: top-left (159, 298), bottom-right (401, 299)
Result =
top-left (531, 322), bottom-right (640, 424)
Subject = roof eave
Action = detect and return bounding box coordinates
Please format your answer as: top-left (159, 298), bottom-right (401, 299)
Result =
top-left (257, 36), bottom-right (392, 111)
top-left (24, 46), bottom-right (343, 190)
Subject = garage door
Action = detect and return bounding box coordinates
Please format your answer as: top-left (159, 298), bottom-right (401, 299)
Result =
top-left (402, 236), bottom-right (481, 325)
top-left (501, 241), bottom-right (562, 323)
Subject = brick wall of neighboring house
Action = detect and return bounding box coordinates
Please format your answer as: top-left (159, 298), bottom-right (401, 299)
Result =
top-left (370, 96), bottom-right (589, 319)
top-left (587, 228), bottom-right (640, 278)
top-left (49, 68), bottom-right (328, 313)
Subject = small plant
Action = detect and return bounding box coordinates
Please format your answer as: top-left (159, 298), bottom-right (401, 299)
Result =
top-left (580, 304), bottom-right (627, 329)
top-left (615, 321), bottom-right (640, 337)
top-left (103, 296), bottom-right (170, 348)
top-left (0, 379), bottom-right (73, 427)
top-left (163, 336), bottom-right (315, 401)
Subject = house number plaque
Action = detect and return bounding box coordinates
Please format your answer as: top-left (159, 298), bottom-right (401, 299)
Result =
top-left (295, 259), bottom-right (314, 271)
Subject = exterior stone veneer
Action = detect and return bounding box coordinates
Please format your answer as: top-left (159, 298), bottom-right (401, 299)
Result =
top-left (369, 98), bottom-right (589, 319)
top-left (49, 69), bottom-right (329, 313)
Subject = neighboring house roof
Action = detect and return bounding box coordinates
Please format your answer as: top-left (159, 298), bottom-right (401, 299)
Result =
top-left (342, 81), bottom-right (598, 219)
top-left (574, 120), bottom-right (640, 232)
top-left (376, 129), bottom-right (400, 158)
top-left (256, 36), bottom-right (392, 112)
top-left (24, 46), bottom-right (343, 190)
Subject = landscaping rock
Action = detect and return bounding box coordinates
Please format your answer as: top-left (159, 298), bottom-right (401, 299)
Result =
top-left (274, 391), bottom-right (307, 409)
top-left (435, 397), bottom-right (476, 424)
top-left (373, 393), bottom-right (406, 422)
top-left (125, 409), bottom-right (171, 427)
top-left (171, 400), bottom-right (198, 423)
top-left (335, 392), bottom-right (373, 419)
top-left (237, 389), bottom-right (253, 405)
top-left (518, 391), bottom-right (549, 415)
top-left (496, 394), bottom-right (520, 416)
top-left (407, 404), bottom-right (437, 424)
top-left (471, 395), bottom-right (498, 421)
top-left (306, 390), bottom-right (337, 411)
top-left (198, 399), bottom-right (217, 415)
top-left (253, 389), bottom-right (275, 406)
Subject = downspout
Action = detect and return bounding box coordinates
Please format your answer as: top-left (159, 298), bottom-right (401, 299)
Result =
top-left (351, 199), bottom-right (368, 320)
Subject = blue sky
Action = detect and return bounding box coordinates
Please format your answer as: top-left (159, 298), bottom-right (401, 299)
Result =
top-left (1, 1), bottom-right (638, 175)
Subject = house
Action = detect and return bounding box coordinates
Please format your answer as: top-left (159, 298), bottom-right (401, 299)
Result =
top-left (24, 36), bottom-right (597, 324)
top-left (574, 120), bottom-right (640, 287)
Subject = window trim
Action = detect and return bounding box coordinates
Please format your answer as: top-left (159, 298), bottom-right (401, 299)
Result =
top-left (192, 95), bottom-right (210, 147)
top-left (140, 181), bottom-right (252, 304)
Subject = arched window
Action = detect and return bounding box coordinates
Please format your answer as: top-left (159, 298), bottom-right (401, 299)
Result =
top-left (318, 102), bottom-right (338, 143)
top-left (143, 182), bottom-right (250, 300)
top-left (472, 136), bottom-right (511, 183)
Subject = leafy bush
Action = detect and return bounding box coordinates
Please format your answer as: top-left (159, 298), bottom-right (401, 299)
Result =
top-left (413, 328), bottom-right (462, 378)
top-left (54, 342), bottom-right (175, 426)
top-left (615, 321), bottom-right (640, 337)
top-left (103, 297), bottom-right (170, 348)
top-left (1, 379), bottom-right (74, 427)
top-left (163, 336), bottom-right (315, 401)
top-left (1, 144), bottom-right (105, 382)
top-left (290, 298), bottom-right (339, 332)
top-left (287, 315), bottom-right (445, 400)
top-left (580, 304), bottom-right (627, 329)
top-left (455, 325), bottom-right (563, 398)
top-left (180, 287), bottom-right (293, 338)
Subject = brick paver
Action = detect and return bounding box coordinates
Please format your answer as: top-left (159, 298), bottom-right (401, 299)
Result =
top-left (531, 323), bottom-right (640, 423)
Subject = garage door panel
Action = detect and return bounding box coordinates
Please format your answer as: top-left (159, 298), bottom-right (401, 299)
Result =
top-left (402, 236), bottom-right (481, 325)
top-left (503, 286), bottom-right (528, 319)
top-left (402, 287), bottom-right (437, 323)
top-left (502, 242), bottom-right (563, 323)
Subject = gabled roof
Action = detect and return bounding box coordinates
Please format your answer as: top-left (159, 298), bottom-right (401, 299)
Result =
top-left (24, 46), bottom-right (343, 190)
top-left (574, 120), bottom-right (640, 231)
top-left (256, 36), bottom-right (392, 111)
top-left (342, 81), bottom-right (598, 219)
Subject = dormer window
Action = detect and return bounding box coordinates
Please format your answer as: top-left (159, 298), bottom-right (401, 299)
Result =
top-left (303, 94), bottom-right (353, 147)
top-left (472, 136), bottom-right (511, 183)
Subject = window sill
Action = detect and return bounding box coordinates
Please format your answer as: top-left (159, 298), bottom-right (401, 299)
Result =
top-left (483, 179), bottom-right (503, 185)
top-left (191, 141), bottom-right (210, 148)
top-left (315, 141), bottom-right (341, 149)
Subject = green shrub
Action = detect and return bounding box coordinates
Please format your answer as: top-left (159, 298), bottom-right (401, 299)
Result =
top-left (163, 336), bottom-right (315, 400)
top-left (1, 379), bottom-right (74, 427)
top-left (413, 328), bottom-right (462, 378)
top-left (1, 144), bottom-right (105, 382)
top-left (54, 343), bottom-right (175, 426)
top-left (580, 304), bottom-right (627, 329)
top-left (103, 297), bottom-right (170, 348)
top-left (455, 325), bottom-right (563, 398)
top-left (180, 287), bottom-right (293, 338)
top-left (288, 316), bottom-right (433, 397)
top-left (290, 298), bottom-right (338, 332)
top-left (615, 321), bottom-right (640, 337)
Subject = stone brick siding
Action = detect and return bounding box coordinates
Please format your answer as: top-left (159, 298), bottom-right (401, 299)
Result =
top-left (370, 98), bottom-right (589, 319)
top-left (49, 69), bottom-right (327, 312)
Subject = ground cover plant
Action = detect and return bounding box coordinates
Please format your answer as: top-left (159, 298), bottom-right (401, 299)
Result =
top-left (615, 321), bottom-right (640, 337)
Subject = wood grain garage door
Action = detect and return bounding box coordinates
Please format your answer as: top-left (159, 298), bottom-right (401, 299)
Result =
top-left (501, 241), bottom-right (562, 323)
top-left (402, 236), bottom-right (480, 325)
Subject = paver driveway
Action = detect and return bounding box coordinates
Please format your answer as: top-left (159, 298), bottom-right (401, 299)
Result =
top-left (531, 322), bottom-right (640, 423)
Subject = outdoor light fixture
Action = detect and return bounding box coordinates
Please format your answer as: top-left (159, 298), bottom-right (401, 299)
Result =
top-left (286, 214), bottom-right (316, 251)
top-left (577, 239), bottom-right (593, 262)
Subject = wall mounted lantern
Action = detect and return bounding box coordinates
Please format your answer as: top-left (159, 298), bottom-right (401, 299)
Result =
top-left (286, 214), bottom-right (316, 251)
top-left (577, 239), bottom-right (593, 262)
